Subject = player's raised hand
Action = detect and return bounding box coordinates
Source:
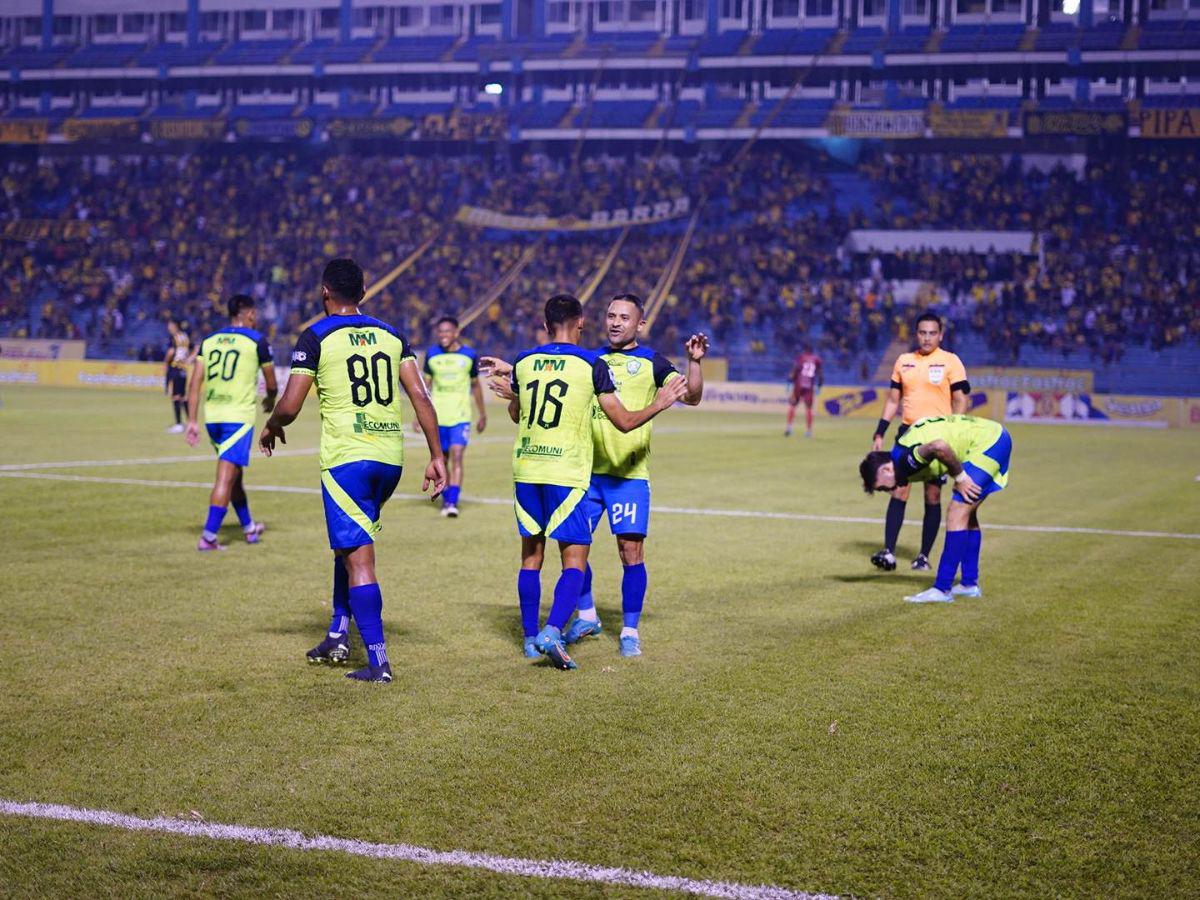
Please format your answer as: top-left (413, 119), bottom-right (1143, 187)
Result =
top-left (423, 456), bottom-right (448, 498)
top-left (685, 333), bottom-right (710, 361)
top-left (871, 435), bottom-right (884, 452)
top-left (954, 472), bottom-right (982, 503)
top-left (184, 422), bottom-right (200, 447)
top-left (479, 356), bottom-right (513, 378)
top-left (258, 420), bottom-right (286, 457)
top-left (655, 375), bottom-right (690, 410)
top-left (487, 377), bottom-right (516, 402)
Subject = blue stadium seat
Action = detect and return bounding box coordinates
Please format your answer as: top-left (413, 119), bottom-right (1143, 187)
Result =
top-left (700, 30), bottom-right (749, 55)
top-left (586, 100), bottom-right (657, 127)
top-left (941, 23), bottom-right (1025, 53)
top-left (213, 40), bottom-right (295, 66)
top-left (883, 27), bottom-right (930, 53)
top-left (229, 103), bottom-right (298, 119)
top-left (585, 31), bottom-right (659, 54)
top-left (67, 44), bottom-right (145, 68)
top-left (290, 38), bottom-right (375, 65)
top-left (840, 26), bottom-right (885, 54)
top-left (373, 36), bottom-right (457, 62)
top-left (1035, 23), bottom-right (1079, 52)
top-left (138, 43), bottom-right (222, 67)
top-left (514, 101), bottom-right (572, 127)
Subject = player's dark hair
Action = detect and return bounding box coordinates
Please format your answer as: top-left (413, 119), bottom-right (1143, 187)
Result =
top-left (859, 451), bottom-right (893, 494)
top-left (802, 342), bottom-right (814, 354)
top-left (322, 258), bottom-right (365, 302)
top-left (915, 311), bottom-right (943, 331)
top-left (610, 293), bottom-right (645, 312)
top-left (545, 294), bottom-right (583, 329)
top-left (436, 315), bottom-right (459, 328)
top-left (227, 294), bottom-right (255, 319)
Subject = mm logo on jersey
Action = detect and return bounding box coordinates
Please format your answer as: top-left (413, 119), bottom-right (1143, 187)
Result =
top-left (533, 359), bottom-right (566, 372)
top-left (348, 332), bottom-right (377, 347)
top-left (216, 336), bottom-right (236, 345)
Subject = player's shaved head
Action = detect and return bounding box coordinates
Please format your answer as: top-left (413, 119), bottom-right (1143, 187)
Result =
top-left (322, 258), bottom-right (365, 303)
top-left (545, 294), bottom-right (583, 329)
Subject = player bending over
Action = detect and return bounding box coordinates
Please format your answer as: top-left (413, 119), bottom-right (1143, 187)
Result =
top-left (859, 414), bottom-right (1013, 604)
top-left (419, 316), bottom-right (487, 517)
top-left (185, 295), bottom-right (277, 550)
top-left (785, 344), bottom-right (823, 438)
top-left (482, 294), bottom-right (688, 670)
top-left (164, 319), bottom-right (193, 433)
top-left (259, 259), bottom-right (447, 684)
top-left (870, 312), bottom-right (970, 572)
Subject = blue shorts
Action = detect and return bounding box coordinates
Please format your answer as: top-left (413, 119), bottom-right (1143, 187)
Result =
top-left (514, 482), bottom-right (592, 545)
top-left (439, 422), bottom-right (471, 450)
top-left (955, 427), bottom-right (1013, 503)
top-left (206, 422), bottom-right (254, 468)
top-left (320, 460), bottom-right (403, 550)
top-left (585, 474), bottom-right (651, 537)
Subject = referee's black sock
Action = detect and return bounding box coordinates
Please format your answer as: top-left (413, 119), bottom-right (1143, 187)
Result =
top-left (921, 502), bottom-right (942, 557)
top-left (884, 498), bottom-right (906, 553)
top-left (173, 400), bottom-right (183, 424)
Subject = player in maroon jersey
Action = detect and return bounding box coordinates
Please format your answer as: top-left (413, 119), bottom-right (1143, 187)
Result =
top-left (786, 344), bottom-right (823, 438)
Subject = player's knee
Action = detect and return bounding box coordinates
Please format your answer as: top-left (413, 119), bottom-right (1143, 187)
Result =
top-left (617, 537), bottom-right (645, 566)
top-left (891, 483), bottom-right (910, 501)
top-left (946, 502), bottom-right (973, 530)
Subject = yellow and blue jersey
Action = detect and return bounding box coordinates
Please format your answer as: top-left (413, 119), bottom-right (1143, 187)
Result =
top-left (892, 414), bottom-right (1012, 499)
top-left (423, 343), bottom-right (479, 427)
top-left (591, 345), bottom-right (680, 481)
top-left (510, 343), bottom-right (616, 490)
top-left (198, 327), bottom-right (273, 426)
top-left (289, 314), bottom-right (415, 471)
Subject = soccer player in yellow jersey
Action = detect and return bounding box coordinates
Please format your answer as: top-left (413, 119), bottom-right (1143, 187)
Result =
top-left (860, 414), bottom-right (1013, 604)
top-left (259, 259), bottom-right (447, 684)
top-left (184, 295), bottom-right (277, 550)
top-left (561, 294), bottom-right (707, 658)
top-left (869, 312), bottom-right (970, 573)
top-left (483, 294), bottom-right (688, 670)
top-left (419, 315), bottom-right (487, 517)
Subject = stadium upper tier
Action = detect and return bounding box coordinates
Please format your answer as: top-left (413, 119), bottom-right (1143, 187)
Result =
top-left (1, 147), bottom-right (1196, 393)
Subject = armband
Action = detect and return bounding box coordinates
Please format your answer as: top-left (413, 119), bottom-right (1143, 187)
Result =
top-left (873, 418), bottom-right (891, 438)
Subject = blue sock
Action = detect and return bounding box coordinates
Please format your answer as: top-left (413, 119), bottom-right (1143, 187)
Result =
top-left (202, 505), bottom-right (226, 541)
top-left (576, 564), bottom-right (595, 616)
top-left (934, 531), bottom-right (968, 593)
top-left (546, 567), bottom-right (585, 631)
top-left (233, 502), bottom-right (253, 528)
top-left (518, 569), bottom-right (541, 638)
top-left (329, 559), bottom-right (350, 635)
top-left (961, 530), bottom-right (982, 587)
top-left (622, 563), bottom-right (647, 629)
top-left (444, 485), bottom-right (460, 506)
top-left (347, 583), bottom-right (387, 667)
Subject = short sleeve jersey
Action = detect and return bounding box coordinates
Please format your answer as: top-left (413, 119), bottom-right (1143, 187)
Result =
top-left (591, 345), bottom-right (680, 481)
top-left (510, 343), bottom-right (616, 489)
top-left (169, 331), bottom-right (191, 369)
top-left (289, 314), bottom-right (415, 470)
top-left (792, 352), bottom-right (823, 390)
top-left (199, 327), bottom-right (273, 425)
top-left (423, 343), bottom-right (479, 427)
top-left (891, 415), bottom-right (1003, 484)
top-left (890, 348), bottom-right (969, 425)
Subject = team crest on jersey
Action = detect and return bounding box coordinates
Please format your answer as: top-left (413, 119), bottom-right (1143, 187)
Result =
top-left (626, 360), bottom-right (642, 375)
top-left (928, 365), bottom-right (945, 385)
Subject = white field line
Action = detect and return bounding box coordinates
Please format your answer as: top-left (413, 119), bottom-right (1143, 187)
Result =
top-left (0, 799), bottom-right (832, 900)
top-left (3, 470), bottom-right (1198, 541)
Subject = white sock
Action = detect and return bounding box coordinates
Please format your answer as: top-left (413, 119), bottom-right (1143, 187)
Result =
top-left (620, 627), bottom-right (639, 639)
top-left (578, 602), bottom-right (599, 623)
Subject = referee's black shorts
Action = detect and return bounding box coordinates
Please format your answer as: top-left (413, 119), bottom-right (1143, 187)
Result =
top-left (168, 368), bottom-right (187, 397)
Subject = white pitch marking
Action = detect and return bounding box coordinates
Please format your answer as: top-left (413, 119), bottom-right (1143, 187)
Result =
top-left (3, 470), bottom-right (1198, 541)
top-left (0, 799), bottom-right (831, 900)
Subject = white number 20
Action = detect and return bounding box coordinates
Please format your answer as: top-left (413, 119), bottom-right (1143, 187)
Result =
top-left (611, 502), bottom-right (638, 525)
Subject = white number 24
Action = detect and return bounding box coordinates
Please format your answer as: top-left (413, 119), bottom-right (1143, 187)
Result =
top-left (611, 502), bottom-right (639, 525)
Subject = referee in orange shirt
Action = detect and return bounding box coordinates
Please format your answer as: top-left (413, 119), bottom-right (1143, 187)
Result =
top-left (870, 312), bottom-right (970, 571)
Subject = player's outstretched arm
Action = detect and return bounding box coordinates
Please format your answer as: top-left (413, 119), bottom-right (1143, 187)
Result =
top-left (682, 333), bottom-right (708, 406)
top-left (259, 371), bottom-right (312, 457)
top-left (398, 359), bottom-right (448, 496)
top-left (478, 356), bottom-right (513, 378)
top-left (184, 357), bottom-right (205, 446)
top-left (919, 439), bottom-right (981, 502)
top-left (873, 386), bottom-right (902, 451)
top-left (598, 376), bottom-right (689, 433)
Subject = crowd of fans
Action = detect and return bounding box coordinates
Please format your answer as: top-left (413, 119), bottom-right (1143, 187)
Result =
top-left (1, 146), bottom-right (1197, 376)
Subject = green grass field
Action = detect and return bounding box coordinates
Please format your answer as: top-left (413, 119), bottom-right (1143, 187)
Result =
top-left (1, 385), bottom-right (1197, 898)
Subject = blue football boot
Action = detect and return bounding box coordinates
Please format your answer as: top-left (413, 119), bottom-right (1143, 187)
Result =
top-left (533, 625), bottom-right (578, 670)
top-left (563, 617), bottom-right (602, 645)
top-left (619, 635), bottom-right (642, 657)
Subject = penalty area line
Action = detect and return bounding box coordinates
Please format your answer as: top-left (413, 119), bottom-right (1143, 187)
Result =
top-left (0, 799), bottom-right (831, 900)
top-left (2, 470), bottom-right (1199, 541)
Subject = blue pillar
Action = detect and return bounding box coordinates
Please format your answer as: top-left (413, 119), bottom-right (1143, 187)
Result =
top-left (887, 0), bottom-right (901, 33)
top-left (1076, 78), bottom-right (1089, 103)
top-left (707, 0), bottom-right (719, 37)
top-left (41, 0), bottom-right (53, 51)
top-left (1079, 0), bottom-right (1094, 27)
top-left (339, 0), bottom-right (352, 42)
top-left (186, 0), bottom-right (199, 48)
top-left (532, 0), bottom-right (547, 38)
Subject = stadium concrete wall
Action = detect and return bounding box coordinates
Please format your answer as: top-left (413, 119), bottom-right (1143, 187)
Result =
top-left (4, 359), bottom-right (1199, 429)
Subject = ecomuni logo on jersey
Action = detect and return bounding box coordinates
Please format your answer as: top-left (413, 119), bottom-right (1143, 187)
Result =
top-left (352, 412), bottom-right (401, 434)
top-left (515, 436), bottom-right (564, 459)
